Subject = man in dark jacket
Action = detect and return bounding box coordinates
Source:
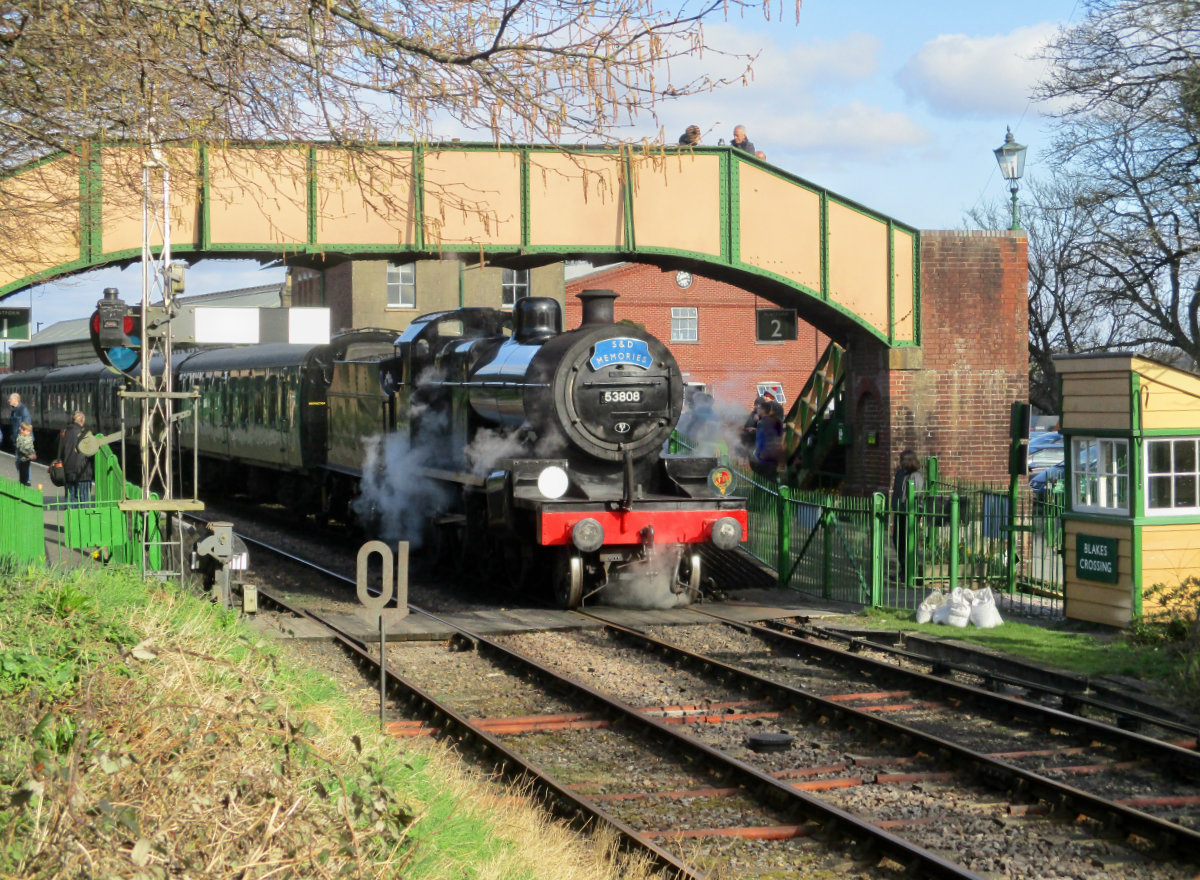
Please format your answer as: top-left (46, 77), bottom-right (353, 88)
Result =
top-left (731, 125), bottom-right (756, 155)
top-left (57, 410), bottom-right (94, 506)
top-left (7, 393), bottom-right (30, 450)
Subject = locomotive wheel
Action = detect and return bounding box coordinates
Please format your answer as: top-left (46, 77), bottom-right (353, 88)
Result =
top-left (679, 551), bottom-right (702, 597)
top-left (553, 551), bottom-right (584, 609)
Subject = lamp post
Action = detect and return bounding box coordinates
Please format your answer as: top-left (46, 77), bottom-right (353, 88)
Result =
top-left (994, 127), bottom-right (1028, 231)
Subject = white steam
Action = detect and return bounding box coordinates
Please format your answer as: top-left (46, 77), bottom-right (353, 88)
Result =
top-left (352, 432), bottom-right (451, 547)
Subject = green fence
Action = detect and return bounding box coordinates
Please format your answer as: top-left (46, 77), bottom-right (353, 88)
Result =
top-left (0, 436), bottom-right (164, 570)
top-left (0, 476), bottom-right (46, 564)
top-left (672, 429), bottom-right (1066, 618)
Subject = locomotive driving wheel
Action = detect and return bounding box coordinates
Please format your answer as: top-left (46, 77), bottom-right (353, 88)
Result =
top-left (553, 550), bottom-right (584, 609)
top-left (678, 550), bottom-right (702, 599)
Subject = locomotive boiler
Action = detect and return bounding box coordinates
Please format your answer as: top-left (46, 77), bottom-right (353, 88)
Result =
top-left (377, 289), bottom-right (746, 608)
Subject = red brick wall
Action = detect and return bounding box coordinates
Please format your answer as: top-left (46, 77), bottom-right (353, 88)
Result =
top-left (565, 263), bottom-right (828, 415)
top-left (845, 231), bottom-right (1029, 494)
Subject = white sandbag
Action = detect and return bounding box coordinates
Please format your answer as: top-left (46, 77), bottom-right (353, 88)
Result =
top-left (969, 586), bottom-right (1004, 628)
top-left (946, 586), bottom-right (971, 627)
top-left (915, 590), bottom-right (944, 624)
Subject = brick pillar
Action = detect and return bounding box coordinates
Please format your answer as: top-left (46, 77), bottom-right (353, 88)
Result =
top-left (843, 230), bottom-right (1029, 494)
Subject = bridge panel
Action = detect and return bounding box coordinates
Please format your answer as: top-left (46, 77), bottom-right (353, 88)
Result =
top-left (0, 141), bottom-right (921, 345)
top-left (828, 202), bottom-right (890, 337)
top-left (424, 149), bottom-right (521, 248)
top-left (100, 147), bottom-right (201, 257)
top-left (629, 153), bottom-right (722, 257)
top-left (528, 153), bottom-right (625, 250)
top-left (208, 147), bottom-right (308, 249)
top-left (737, 162), bottom-right (822, 294)
top-left (892, 227), bottom-right (917, 343)
top-left (0, 155), bottom-right (81, 291)
top-left (315, 148), bottom-right (416, 247)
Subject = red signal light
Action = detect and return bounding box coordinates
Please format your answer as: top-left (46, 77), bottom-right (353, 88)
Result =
top-left (123, 315), bottom-right (135, 334)
top-left (92, 313), bottom-right (100, 333)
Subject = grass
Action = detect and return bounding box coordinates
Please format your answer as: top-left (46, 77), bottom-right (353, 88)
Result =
top-left (0, 559), bottom-right (658, 880)
top-left (832, 605), bottom-right (1199, 714)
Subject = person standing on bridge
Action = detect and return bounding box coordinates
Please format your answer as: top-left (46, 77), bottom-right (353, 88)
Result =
top-left (731, 125), bottom-right (756, 155)
top-left (678, 125), bottom-right (702, 146)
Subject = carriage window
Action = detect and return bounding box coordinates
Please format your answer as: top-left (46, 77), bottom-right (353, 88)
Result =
top-left (253, 377), bottom-right (266, 426)
top-left (267, 376), bottom-right (279, 426)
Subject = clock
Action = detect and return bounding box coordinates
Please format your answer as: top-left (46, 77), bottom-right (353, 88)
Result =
top-left (675, 270), bottom-right (693, 289)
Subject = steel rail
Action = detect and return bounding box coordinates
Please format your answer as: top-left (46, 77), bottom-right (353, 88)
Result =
top-left (586, 612), bottom-right (1200, 863)
top-left (413, 610), bottom-right (985, 880)
top-left (229, 525), bottom-right (982, 878)
top-left (693, 610), bottom-right (1200, 776)
top-left (784, 619), bottom-right (1199, 739)
top-left (212, 526), bottom-right (708, 880)
top-left (251, 584), bottom-right (705, 880)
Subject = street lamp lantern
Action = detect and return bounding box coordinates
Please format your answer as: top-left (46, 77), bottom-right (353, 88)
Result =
top-left (994, 126), bottom-right (1028, 231)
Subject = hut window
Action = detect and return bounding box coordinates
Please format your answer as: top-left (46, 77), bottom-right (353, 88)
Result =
top-left (1146, 438), bottom-right (1200, 513)
top-left (1072, 437), bottom-right (1129, 514)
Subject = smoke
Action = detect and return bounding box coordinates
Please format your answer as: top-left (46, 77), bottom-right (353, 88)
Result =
top-left (598, 545), bottom-right (693, 610)
top-left (463, 427), bottom-right (526, 477)
top-left (352, 430), bottom-right (452, 548)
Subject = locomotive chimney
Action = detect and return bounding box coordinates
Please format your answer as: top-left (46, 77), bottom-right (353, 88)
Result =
top-left (578, 289), bottom-right (618, 325)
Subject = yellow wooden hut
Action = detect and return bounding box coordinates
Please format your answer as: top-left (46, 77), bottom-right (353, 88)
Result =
top-left (1055, 354), bottom-right (1200, 627)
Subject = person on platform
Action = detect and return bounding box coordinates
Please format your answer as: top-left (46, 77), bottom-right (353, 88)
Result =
top-left (731, 125), bottom-right (756, 155)
top-left (891, 449), bottom-right (925, 580)
top-left (57, 411), bottom-right (94, 506)
top-left (15, 421), bottom-right (36, 487)
top-left (8, 392), bottom-right (30, 450)
top-left (750, 398), bottom-right (785, 479)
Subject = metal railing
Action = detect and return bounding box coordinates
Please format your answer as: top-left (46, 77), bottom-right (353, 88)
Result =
top-left (673, 433), bottom-right (1066, 618)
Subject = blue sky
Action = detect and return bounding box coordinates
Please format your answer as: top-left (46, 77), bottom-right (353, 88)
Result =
top-left (10, 0), bottom-right (1082, 343)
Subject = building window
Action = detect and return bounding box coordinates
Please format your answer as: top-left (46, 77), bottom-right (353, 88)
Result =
top-left (387, 261), bottom-right (416, 308)
top-left (671, 307), bottom-right (698, 342)
top-left (1146, 437), bottom-right (1200, 514)
top-left (501, 268), bottom-right (529, 307)
top-left (1072, 437), bottom-right (1129, 514)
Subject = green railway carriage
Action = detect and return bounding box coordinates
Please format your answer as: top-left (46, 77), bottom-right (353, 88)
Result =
top-left (174, 330), bottom-right (397, 507)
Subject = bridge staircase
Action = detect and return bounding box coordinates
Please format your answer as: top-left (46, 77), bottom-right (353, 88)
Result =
top-left (784, 341), bottom-right (847, 489)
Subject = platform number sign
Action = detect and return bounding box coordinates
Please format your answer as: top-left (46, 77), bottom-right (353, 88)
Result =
top-left (0, 306), bottom-right (31, 342)
top-left (755, 308), bottom-right (797, 342)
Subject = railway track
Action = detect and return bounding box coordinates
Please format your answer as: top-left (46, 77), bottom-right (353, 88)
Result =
top-left (212, 517), bottom-right (1200, 879)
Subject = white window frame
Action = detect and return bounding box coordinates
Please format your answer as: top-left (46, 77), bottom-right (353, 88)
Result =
top-left (387, 261), bottom-right (416, 308)
top-left (671, 307), bottom-right (698, 343)
top-left (501, 268), bottom-right (529, 307)
top-left (1071, 436), bottom-right (1129, 515)
top-left (1144, 436), bottom-right (1200, 515)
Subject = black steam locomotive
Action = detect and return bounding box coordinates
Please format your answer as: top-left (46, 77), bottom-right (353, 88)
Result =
top-left (361, 290), bottom-right (746, 607)
top-left (2, 290), bottom-right (746, 609)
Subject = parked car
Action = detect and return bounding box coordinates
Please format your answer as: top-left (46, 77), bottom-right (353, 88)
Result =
top-left (1027, 431), bottom-right (1063, 475)
top-left (1030, 462), bottom-right (1064, 502)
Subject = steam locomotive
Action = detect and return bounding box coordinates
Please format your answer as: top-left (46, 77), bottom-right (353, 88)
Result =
top-left (2, 289), bottom-right (746, 609)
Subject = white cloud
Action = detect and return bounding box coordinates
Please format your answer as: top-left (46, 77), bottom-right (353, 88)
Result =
top-left (896, 23), bottom-right (1059, 118)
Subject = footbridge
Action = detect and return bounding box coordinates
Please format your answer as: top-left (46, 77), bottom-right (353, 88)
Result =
top-left (0, 142), bottom-right (919, 346)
